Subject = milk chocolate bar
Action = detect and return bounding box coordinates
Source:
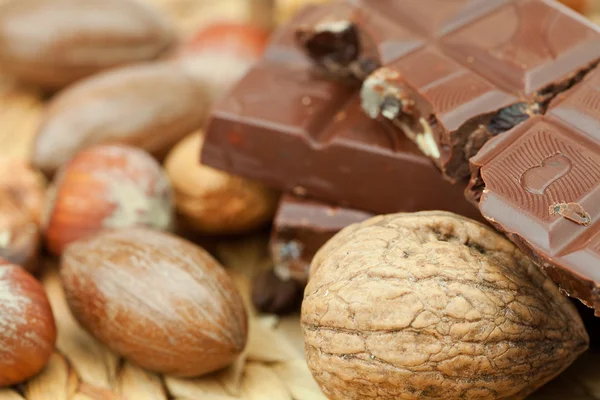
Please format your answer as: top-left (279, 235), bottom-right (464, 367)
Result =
top-left (202, 8), bottom-right (482, 219)
top-left (271, 194), bottom-right (372, 282)
top-left (296, 0), bottom-right (600, 181)
top-left (468, 67), bottom-right (600, 315)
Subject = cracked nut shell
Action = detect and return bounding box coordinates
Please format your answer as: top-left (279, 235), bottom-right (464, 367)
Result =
top-left (60, 228), bottom-right (248, 377)
top-left (302, 211), bottom-right (589, 400)
top-left (0, 259), bottom-right (56, 386)
top-left (43, 145), bottom-right (173, 255)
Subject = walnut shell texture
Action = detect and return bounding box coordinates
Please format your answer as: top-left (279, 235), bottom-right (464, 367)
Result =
top-left (43, 145), bottom-right (173, 255)
top-left (0, 0), bottom-right (175, 89)
top-left (61, 228), bottom-right (248, 377)
top-left (302, 211), bottom-right (589, 400)
top-left (0, 260), bottom-right (56, 386)
top-left (165, 133), bottom-right (279, 235)
top-left (32, 62), bottom-right (208, 176)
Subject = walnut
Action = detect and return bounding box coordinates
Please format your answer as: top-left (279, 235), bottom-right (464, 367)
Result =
top-left (302, 211), bottom-right (588, 400)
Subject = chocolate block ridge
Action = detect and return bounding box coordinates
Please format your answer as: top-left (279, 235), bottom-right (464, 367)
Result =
top-left (203, 24), bottom-right (484, 219)
top-left (271, 194), bottom-right (372, 282)
top-left (469, 67), bottom-right (600, 314)
top-left (297, 0), bottom-right (600, 181)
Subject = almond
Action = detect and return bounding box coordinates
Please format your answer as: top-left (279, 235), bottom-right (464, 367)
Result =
top-left (32, 62), bottom-right (208, 176)
top-left (0, 0), bottom-right (175, 89)
top-left (61, 228), bottom-right (248, 377)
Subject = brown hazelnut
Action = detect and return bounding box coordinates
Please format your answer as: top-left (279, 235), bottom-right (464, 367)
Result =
top-left (32, 61), bottom-right (208, 176)
top-left (0, 0), bottom-right (175, 90)
top-left (43, 145), bottom-right (174, 256)
top-left (0, 190), bottom-right (39, 273)
top-left (61, 227), bottom-right (248, 377)
top-left (172, 22), bottom-right (269, 103)
top-left (164, 133), bottom-right (279, 235)
top-left (0, 159), bottom-right (45, 224)
top-left (0, 259), bottom-right (56, 386)
top-left (275, 0), bottom-right (332, 24)
top-left (303, 211), bottom-right (589, 400)
top-left (179, 22), bottom-right (269, 61)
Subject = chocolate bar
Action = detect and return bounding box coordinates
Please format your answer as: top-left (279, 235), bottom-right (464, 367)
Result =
top-left (253, 194), bottom-right (371, 314)
top-left (271, 194), bottom-right (372, 282)
top-left (296, 0), bottom-right (600, 181)
top-left (468, 67), bottom-right (600, 315)
top-left (202, 8), bottom-right (482, 220)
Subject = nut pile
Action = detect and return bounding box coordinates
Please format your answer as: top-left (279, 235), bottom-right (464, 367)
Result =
top-left (0, 0), bottom-right (598, 399)
top-left (0, 0), bottom-right (278, 391)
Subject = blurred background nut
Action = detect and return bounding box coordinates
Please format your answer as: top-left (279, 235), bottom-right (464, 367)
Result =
top-left (0, 159), bottom-right (45, 224)
top-left (0, 260), bottom-right (56, 387)
top-left (0, 159), bottom-right (44, 272)
top-left (165, 133), bottom-right (279, 235)
top-left (275, 0), bottom-right (332, 24)
top-left (173, 21), bottom-right (270, 102)
top-left (149, 0), bottom-right (274, 35)
top-left (0, 190), bottom-right (39, 273)
top-left (61, 228), bottom-right (248, 377)
top-left (303, 212), bottom-right (589, 400)
top-left (43, 145), bottom-right (173, 256)
top-left (32, 62), bottom-right (208, 176)
top-left (180, 22), bottom-right (270, 61)
top-left (0, 0), bottom-right (175, 90)
top-left (559, 0), bottom-right (590, 13)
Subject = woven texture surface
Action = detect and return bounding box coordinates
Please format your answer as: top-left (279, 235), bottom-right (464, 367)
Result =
top-left (0, 0), bottom-right (600, 398)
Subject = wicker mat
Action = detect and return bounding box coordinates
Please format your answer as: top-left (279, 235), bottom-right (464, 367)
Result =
top-left (1, 0), bottom-right (600, 398)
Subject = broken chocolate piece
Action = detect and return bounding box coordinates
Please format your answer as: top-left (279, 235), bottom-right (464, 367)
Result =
top-left (271, 194), bottom-right (372, 282)
top-left (294, 2), bottom-right (422, 81)
top-left (468, 67), bottom-right (600, 315)
top-left (202, 7), bottom-right (483, 219)
top-left (251, 269), bottom-right (304, 315)
top-left (296, 20), bottom-right (364, 80)
top-left (297, 0), bottom-right (600, 181)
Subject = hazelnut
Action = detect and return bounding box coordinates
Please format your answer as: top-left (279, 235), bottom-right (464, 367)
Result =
top-left (275, 0), bottom-right (333, 24)
top-left (303, 211), bottom-right (589, 400)
top-left (0, 259), bottom-right (56, 386)
top-left (0, 159), bottom-right (45, 224)
top-left (61, 227), bottom-right (248, 377)
top-left (164, 133), bottom-right (279, 235)
top-left (32, 61), bottom-right (208, 176)
top-left (0, 0), bottom-right (175, 90)
top-left (43, 145), bottom-right (174, 256)
top-left (180, 22), bottom-right (270, 61)
top-left (173, 22), bottom-right (269, 102)
top-left (0, 190), bottom-right (39, 273)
